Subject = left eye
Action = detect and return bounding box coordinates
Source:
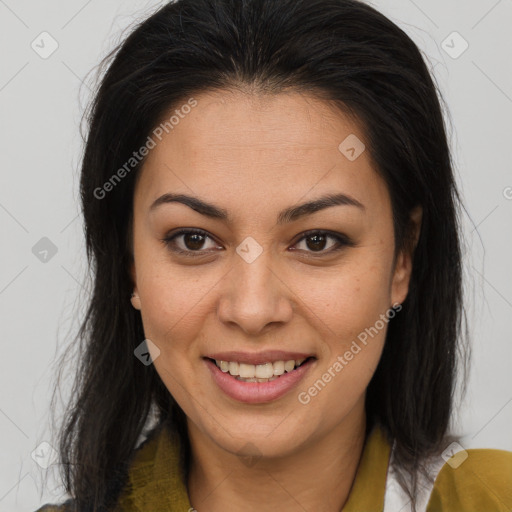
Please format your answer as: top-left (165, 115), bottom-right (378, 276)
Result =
top-left (292, 230), bottom-right (350, 254)
top-left (162, 229), bottom-right (352, 256)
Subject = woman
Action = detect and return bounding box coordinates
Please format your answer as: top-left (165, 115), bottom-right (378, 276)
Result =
top-left (39, 0), bottom-right (512, 510)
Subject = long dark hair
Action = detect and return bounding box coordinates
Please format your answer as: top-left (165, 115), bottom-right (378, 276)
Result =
top-left (54, 0), bottom-right (468, 509)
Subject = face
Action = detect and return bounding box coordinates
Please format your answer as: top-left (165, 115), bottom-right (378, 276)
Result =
top-left (130, 89), bottom-right (420, 460)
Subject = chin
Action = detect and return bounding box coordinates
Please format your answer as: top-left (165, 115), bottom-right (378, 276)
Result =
top-left (199, 414), bottom-right (316, 460)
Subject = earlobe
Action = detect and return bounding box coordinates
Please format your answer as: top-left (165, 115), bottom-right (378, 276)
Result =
top-left (131, 291), bottom-right (141, 310)
top-left (130, 262), bottom-right (141, 310)
top-left (391, 251), bottom-right (410, 306)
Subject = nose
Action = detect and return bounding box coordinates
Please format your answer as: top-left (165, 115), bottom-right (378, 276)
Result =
top-left (216, 246), bottom-right (294, 336)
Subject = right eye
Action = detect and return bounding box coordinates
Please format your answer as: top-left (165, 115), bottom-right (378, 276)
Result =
top-left (161, 228), bottom-right (223, 256)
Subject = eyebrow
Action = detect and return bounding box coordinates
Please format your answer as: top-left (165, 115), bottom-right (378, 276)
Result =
top-left (149, 192), bottom-right (365, 224)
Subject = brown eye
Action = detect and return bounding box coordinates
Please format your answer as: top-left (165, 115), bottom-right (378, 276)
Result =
top-left (182, 232), bottom-right (207, 250)
top-left (162, 229), bottom-right (220, 256)
top-left (303, 233), bottom-right (330, 251)
top-left (292, 230), bottom-right (353, 255)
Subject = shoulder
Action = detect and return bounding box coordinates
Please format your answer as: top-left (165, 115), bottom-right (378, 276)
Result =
top-left (427, 447), bottom-right (512, 511)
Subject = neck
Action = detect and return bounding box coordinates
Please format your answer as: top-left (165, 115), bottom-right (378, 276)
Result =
top-left (186, 403), bottom-right (367, 512)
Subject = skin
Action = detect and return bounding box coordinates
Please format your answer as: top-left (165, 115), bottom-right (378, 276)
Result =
top-left (130, 89), bottom-right (422, 512)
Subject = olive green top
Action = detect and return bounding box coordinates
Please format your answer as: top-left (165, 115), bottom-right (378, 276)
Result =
top-left (37, 424), bottom-right (512, 511)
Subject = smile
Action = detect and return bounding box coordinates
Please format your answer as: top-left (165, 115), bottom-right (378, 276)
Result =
top-left (212, 358), bottom-right (310, 382)
top-left (204, 356), bottom-right (316, 403)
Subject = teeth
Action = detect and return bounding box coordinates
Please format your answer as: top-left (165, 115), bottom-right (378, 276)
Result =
top-left (255, 362), bottom-right (274, 379)
top-left (239, 363), bottom-right (255, 379)
top-left (284, 360), bottom-right (295, 372)
top-left (214, 358), bottom-right (308, 378)
top-left (273, 361), bottom-right (285, 375)
top-left (228, 361), bottom-right (239, 376)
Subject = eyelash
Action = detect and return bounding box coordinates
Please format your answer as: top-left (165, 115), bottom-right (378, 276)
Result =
top-left (161, 228), bottom-right (354, 258)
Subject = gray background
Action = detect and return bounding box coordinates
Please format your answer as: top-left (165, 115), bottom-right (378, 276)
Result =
top-left (0, 0), bottom-right (511, 510)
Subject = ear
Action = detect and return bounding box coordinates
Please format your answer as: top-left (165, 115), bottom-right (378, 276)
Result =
top-left (130, 261), bottom-right (141, 310)
top-left (390, 205), bottom-right (422, 306)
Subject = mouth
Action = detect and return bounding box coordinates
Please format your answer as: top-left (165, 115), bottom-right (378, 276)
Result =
top-left (203, 353), bottom-right (317, 404)
top-left (205, 356), bottom-right (315, 383)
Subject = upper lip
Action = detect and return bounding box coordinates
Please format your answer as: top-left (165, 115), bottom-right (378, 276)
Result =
top-left (204, 350), bottom-right (315, 365)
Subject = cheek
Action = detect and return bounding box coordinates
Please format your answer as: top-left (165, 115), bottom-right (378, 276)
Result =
top-left (134, 232), bottom-right (221, 339)
top-left (136, 266), bottom-right (213, 405)
top-left (296, 264), bottom-right (392, 413)
top-left (138, 268), bottom-right (215, 349)
top-left (293, 258), bottom-right (393, 342)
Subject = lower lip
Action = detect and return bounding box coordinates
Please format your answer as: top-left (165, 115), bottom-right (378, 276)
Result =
top-left (204, 357), bottom-right (315, 404)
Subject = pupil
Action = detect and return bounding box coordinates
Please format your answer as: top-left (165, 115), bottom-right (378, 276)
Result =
top-left (185, 233), bottom-right (205, 250)
top-left (306, 234), bottom-right (326, 251)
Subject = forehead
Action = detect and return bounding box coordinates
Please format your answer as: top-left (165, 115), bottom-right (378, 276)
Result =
top-left (135, 89), bottom-right (390, 222)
